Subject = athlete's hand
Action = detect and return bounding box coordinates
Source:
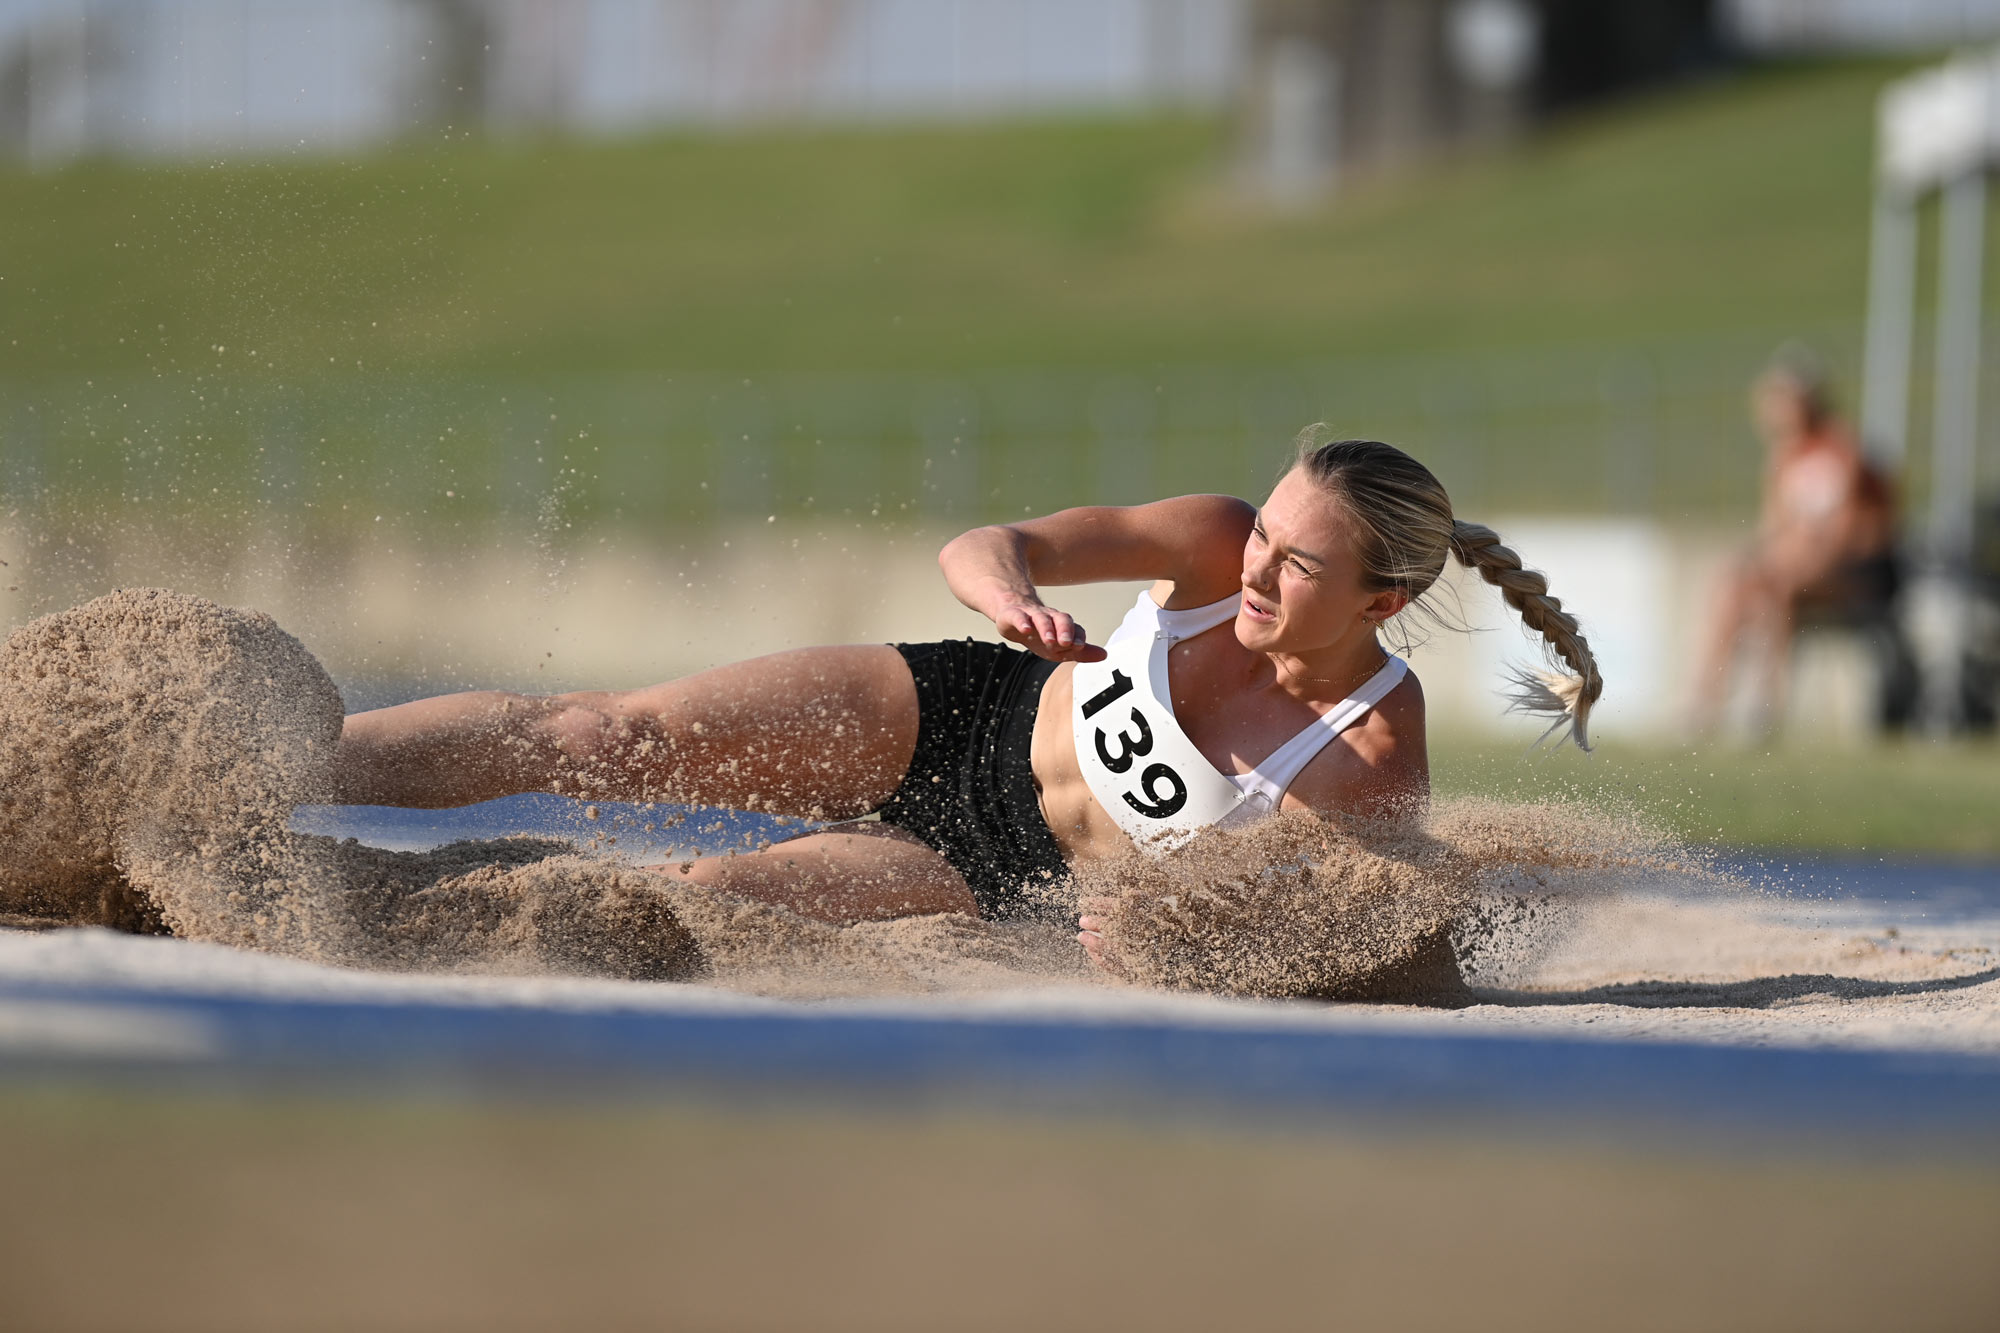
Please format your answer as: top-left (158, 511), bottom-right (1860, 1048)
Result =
top-left (993, 601), bottom-right (1108, 663)
top-left (1077, 896), bottom-right (1124, 977)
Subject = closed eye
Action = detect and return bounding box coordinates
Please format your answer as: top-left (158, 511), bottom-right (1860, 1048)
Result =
top-left (1253, 519), bottom-right (1315, 576)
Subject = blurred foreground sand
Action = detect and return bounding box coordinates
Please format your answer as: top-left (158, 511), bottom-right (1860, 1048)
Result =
top-left (1, 1081), bottom-right (1993, 1333)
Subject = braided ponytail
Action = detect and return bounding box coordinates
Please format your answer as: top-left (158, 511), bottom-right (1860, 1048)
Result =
top-left (1293, 428), bottom-right (1604, 750)
top-left (1448, 520), bottom-right (1603, 749)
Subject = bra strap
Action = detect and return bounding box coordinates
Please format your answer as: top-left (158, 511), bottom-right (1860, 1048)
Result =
top-left (1150, 591), bottom-right (1242, 643)
top-left (1234, 657), bottom-right (1409, 809)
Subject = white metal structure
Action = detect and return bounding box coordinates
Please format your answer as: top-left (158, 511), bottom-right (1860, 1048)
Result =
top-left (1860, 49), bottom-right (2000, 730)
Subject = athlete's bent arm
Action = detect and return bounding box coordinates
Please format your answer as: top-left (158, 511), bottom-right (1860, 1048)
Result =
top-left (938, 494), bottom-right (1255, 661)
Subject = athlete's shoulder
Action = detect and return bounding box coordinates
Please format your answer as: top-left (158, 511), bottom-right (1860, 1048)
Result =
top-left (1140, 494), bottom-right (1255, 605)
top-left (1174, 492), bottom-right (1258, 531)
top-left (1122, 493), bottom-right (1256, 542)
top-left (1284, 668), bottom-right (1430, 821)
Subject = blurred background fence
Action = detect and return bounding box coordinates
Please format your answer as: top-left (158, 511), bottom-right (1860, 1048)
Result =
top-left (2, 324), bottom-right (1950, 531)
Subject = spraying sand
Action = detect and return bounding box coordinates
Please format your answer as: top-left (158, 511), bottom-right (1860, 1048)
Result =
top-left (0, 587), bottom-right (341, 943)
top-left (4, 589), bottom-right (1989, 1017)
top-left (1064, 799), bottom-right (1692, 1001)
top-left (0, 590), bottom-right (699, 982)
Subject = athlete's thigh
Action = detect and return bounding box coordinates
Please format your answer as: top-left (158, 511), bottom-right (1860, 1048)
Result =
top-left (655, 824), bottom-right (976, 923)
top-left (599, 644), bottom-right (918, 818)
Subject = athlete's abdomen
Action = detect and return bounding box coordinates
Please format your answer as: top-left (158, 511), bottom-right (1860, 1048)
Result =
top-left (1030, 662), bottom-right (1134, 863)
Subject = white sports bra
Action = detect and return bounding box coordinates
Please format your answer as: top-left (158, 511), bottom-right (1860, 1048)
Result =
top-left (1069, 590), bottom-right (1408, 854)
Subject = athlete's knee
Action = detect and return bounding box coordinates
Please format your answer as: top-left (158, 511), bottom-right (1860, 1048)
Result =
top-left (534, 692), bottom-right (637, 766)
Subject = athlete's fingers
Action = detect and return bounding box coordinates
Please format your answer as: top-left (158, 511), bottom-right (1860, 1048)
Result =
top-left (998, 608), bottom-right (1041, 648)
top-left (1034, 617), bottom-right (1102, 663)
top-left (1077, 929), bottom-right (1126, 979)
top-left (1078, 909), bottom-right (1112, 973)
top-left (1019, 608), bottom-right (1084, 661)
top-left (1000, 604), bottom-right (1108, 662)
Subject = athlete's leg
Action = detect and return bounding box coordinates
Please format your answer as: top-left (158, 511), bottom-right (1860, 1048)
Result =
top-left (333, 645), bottom-right (918, 820)
top-left (650, 824), bottom-right (977, 924)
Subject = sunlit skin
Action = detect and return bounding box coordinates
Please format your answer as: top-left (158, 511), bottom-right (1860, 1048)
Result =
top-left (333, 467), bottom-right (1429, 960)
top-left (1013, 470), bottom-right (1427, 967)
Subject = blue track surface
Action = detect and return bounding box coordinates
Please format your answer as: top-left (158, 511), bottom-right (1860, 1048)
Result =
top-left (4, 978), bottom-right (1997, 1150)
top-left (291, 795), bottom-right (814, 858)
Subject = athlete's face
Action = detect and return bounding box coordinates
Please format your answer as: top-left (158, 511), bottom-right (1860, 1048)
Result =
top-left (1237, 468), bottom-right (1405, 653)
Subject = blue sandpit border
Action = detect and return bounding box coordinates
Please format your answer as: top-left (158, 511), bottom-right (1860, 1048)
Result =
top-left (1, 979), bottom-right (1997, 1149)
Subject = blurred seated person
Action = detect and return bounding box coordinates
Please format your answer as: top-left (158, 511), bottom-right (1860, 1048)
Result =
top-left (1689, 348), bottom-right (1907, 737)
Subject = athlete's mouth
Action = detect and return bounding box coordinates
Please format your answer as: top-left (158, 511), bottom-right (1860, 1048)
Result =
top-left (1242, 594), bottom-right (1277, 623)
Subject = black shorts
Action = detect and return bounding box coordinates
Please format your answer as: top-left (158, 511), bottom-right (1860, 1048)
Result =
top-left (875, 639), bottom-right (1072, 922)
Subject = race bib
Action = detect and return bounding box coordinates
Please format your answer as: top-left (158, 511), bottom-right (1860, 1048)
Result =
top-left (1070, 632), bottom-right (1246, 854)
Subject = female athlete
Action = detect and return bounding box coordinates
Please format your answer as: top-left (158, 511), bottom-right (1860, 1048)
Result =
top-left (333, 433), bottom-right (1602, 955)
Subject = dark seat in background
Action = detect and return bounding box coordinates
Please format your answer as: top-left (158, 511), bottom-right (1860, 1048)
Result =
top-left (1791, 550), bottom-right (1921, 732)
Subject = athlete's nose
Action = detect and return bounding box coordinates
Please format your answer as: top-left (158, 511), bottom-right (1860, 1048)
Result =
top-left (1242, 553), bottom-right (1277, 592)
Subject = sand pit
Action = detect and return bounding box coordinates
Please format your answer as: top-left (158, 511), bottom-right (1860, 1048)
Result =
top-left (2, 588), bottom-right (1997, 1040)
top-left (2, 878), bottom-right (1996, 1054)
top-left (1440, 886), bottom-right (2000, 1050)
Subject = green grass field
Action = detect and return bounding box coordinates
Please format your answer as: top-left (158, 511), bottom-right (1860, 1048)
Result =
top-left (1, 57), bottom-right (1968, 526)
top-left (0, 59), bottom-right (1927, 378)
top-left (1435, 740), bottom-right (2000, 858)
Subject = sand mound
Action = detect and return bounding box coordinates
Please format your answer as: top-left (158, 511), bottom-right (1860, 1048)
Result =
top-left (306, 837), bottom-right (704, 981)
top-left (1070, 814), bottom-right (1468, 1000)
top-left (0, 589), bottom-right (1703, 1001)
top-left (1066, 800), bottom-right (1695, 1001)
top-left (0, 588), bottom-right (342, 941)
top-left (0, 590), bottom-right (704, 982)
top-left (657, 880), bottom-right (1085, 997)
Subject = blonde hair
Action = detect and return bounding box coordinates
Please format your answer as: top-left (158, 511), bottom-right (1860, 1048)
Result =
top-left (1291, 427), bottom-right (1604, 749)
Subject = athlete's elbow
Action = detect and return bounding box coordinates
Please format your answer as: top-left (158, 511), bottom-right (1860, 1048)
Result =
top-left (938, 524), bottom-right (1005, 571)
